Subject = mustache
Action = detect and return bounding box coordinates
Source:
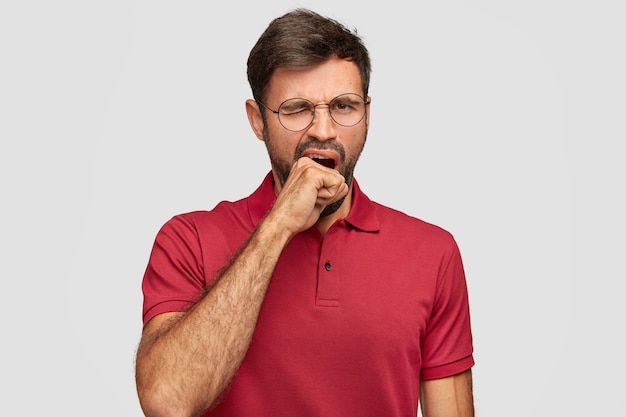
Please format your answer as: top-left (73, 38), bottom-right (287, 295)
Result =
top-left (294, 138), bottom-right (346, 161)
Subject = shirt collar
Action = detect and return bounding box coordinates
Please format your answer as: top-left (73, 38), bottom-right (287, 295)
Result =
top-left (248, 171), bottom-right (380, 233)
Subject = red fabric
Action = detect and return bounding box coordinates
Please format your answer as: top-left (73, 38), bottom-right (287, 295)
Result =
top-left (141, 172), bottom-right (474, 416)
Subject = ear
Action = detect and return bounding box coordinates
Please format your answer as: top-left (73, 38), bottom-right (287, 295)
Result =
top-left (246, 99), bottom-right (265, 141)
top-left (365, 96), bottom-right (372, 129)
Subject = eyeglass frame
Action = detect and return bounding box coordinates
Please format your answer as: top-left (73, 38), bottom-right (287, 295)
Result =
top-left (257, 93), bottom-right (371, 132)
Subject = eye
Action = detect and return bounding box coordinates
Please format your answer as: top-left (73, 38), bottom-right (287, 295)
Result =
top-left (279, 99), bottom-right (314, 116)
top-left (330, 97), bottom-right (360, 114)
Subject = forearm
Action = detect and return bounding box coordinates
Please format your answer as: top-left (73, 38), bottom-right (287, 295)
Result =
top-left (136, 217), bottom-right (293, 417)
top-left (420, 370), bottom-right (474, 417)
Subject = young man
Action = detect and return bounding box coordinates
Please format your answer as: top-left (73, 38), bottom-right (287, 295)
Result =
top-left (136, 8), bottom-right (474, 417)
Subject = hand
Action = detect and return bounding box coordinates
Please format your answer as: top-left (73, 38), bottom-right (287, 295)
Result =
top-left (267, 157), bottom-right (349, 235)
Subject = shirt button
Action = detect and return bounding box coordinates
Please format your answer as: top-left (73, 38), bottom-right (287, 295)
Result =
top-left (324, 262), bottom-right (332, 271)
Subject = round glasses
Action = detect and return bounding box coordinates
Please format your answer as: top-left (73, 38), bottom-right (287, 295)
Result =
top-left (258, 93), bottom-right (370, 132)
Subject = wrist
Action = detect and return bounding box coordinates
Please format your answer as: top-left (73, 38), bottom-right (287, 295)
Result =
top-left (255, 211), bottom-right (298, 249)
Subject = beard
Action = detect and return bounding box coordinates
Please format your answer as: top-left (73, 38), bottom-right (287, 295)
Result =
top-left (264, 129), bottom-right (366, 218)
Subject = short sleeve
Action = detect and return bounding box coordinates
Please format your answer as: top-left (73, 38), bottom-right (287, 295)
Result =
top-left (141, 214), bottom-right (206, 325)
top-left (420, 240), bottom-right (474, 380)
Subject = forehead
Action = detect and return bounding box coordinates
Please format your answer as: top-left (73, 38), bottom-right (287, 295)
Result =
top-left (266, 57), bottom-right (363, 103)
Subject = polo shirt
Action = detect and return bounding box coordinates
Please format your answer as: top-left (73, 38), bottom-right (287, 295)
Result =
top-left (142, 172), bottom-right (474, 417)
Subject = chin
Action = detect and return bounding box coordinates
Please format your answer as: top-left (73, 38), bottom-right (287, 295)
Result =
top-left (320, 196), bottom-right (346, 218)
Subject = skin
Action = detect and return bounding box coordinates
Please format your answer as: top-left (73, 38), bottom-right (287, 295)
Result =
top-left (135, 57), bottom-right (473, 417)
top-left (421, 369), bottom-right (475, 417)
top-left (253, 58), bottom-right (368, 222)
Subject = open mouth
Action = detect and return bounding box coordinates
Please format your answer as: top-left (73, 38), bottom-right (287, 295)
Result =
top-left (310, 157), bottom-right (335, 169)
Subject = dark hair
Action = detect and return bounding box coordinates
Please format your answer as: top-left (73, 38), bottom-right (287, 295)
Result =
top-left (247, 8), bottom-right (371, 103)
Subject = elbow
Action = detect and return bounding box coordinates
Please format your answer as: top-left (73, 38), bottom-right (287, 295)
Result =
top-left (136, 377), bottom-right (196, 417)
top-left (137, 386), bottom-right (180, 417)
top-left (136, 377), bottom-right (215, 417)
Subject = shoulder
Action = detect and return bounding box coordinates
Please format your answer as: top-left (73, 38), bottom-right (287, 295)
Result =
top-left (167, 197), bottom-right (251, 228)
top-left (372, 201), bottom-right (456, 246)
top-left (154, 196), bottom-right (254, 246)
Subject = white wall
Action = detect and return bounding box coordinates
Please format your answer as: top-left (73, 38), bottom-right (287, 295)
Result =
top-left (1, 1), bottom-right (623, 415)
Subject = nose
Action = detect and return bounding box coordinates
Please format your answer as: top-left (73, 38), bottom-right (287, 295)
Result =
top-left (307, 104), bottom-right (336, 141)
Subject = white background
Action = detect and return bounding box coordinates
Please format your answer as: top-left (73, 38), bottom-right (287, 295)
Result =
top-left (1, 1), bottom-right (624, 416)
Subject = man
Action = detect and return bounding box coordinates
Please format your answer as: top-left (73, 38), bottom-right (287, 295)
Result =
top-left (136, 8), bottom-right (474, 417)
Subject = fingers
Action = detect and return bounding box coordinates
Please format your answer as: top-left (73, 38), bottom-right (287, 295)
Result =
top-left (293, 157), bottom-right (347, 202)
top-left (316, 176), bottom-right (348, 202)
top-left (268, 157), bottom-right (349, 234)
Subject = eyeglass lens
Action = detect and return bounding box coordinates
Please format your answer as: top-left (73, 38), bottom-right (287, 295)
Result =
top-left (277, 93), bottom-right (367, 131)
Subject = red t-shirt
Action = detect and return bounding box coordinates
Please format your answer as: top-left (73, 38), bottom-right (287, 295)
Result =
top-left (142, 172), bottom-right (474, 416)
